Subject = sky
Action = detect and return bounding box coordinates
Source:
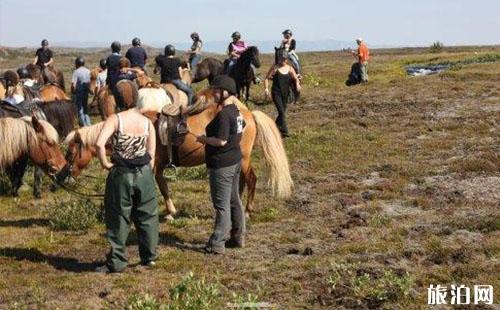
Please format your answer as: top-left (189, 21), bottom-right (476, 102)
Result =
top-left (1, 0), bottom-right (499, 48)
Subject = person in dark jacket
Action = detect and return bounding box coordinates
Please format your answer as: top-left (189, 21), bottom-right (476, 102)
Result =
top-left (195, 75), bottom-right (246, 254)
top-left (33, 39), bottom-right (54, 70)
top-left (126, 37), bottom-right (148, 72)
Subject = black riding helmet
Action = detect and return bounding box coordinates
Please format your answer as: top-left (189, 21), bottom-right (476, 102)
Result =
top-left (191, 32), bottom-right (199, 40)
top-left (111, 41), bottom-right (121, 53)
top-left (75, 56), bottom-right (85, 67)
top-left (210, 75), bottom-right (237, 96)
top-left (99, 58), bottom-right (107, 69)
top-left (41, 39), bottom-right (49, 46)
top-left (132, 37), bottom-right (141, 46)
top-left (17, 67), bottom-right (30, 79)
top-left (282, 29), bottom-right (292, 36)
top-left (164, 44), bottom-right (176, 56)
top-left (231, 32), bottom-right (241, 40)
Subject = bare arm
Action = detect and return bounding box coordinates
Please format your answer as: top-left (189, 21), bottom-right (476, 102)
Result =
top-left (33, 56), bottom-right (38, 65)
top-left (289, 66), bottom-right (301, 91)
top-left (96, 115), bottom-right (118, 169)
top-left (147, 119), bottom-right (156, 168)
top-left (45, 58), bottom-right (54, 67)
top-left (196, 135), bottom-right (227, 147)
top-left (264, 65), bottom-right (276, 95)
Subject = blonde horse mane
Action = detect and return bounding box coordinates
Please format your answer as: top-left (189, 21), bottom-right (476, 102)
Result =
top-left (0, 117), bottom-right (59, 168)
top-left (64, 121), bottom-right (105, 147)
top-left (137, 87), bottom-right (171, 113)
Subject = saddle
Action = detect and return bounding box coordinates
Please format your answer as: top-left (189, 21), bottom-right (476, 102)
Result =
top-left (0, 100), bottom-right (46, 120)
top-left (156, 93), bottom-right (209, 167)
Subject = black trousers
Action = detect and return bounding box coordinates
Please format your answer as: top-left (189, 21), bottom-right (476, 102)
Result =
top-left (272, 90), bottom-right (289, 135)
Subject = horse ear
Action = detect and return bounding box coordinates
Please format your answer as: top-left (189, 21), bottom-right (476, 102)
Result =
top-left (31, 115), bottom-right (44, 133)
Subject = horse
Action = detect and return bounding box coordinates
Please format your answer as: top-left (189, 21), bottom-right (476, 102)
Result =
top-left (0, 116), bottom-right (67, 197)
top-left (227, 46), bottom-right (261, 102)
top-left (0, 99), bottom-right (76, 197)
top-left (192, 58), bottom-right (224, 84)
top-left (0, 78), bottom-right (6, 100)
top-left (42, 66), bottom-right (66, 91)
top-left (61, 88), bottom-right (293, 220)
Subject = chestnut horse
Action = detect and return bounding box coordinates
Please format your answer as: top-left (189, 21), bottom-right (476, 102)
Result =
top-left (0, 116), bottom-right (67, 196)
top-left (62, 89), bottom-right (293, 219)
top-left (0, 78), bottom-right (6, 100)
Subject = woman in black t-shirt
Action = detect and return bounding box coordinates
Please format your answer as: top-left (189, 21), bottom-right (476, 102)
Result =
top-left (33, 39), bottom-right (54, 70)
top-left (195, 75), bottom-right (246, 254)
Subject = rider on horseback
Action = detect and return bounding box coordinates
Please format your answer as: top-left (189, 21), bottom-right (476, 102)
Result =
top-left (280, 29), bottom-right (301, 78)
top-left (17, 67), bottom-right (39, 88)
top-left (188, 32), bottom-right (203, 77)
top-left (125, 37), bottom-right (148, 72)
top-left (154, 45), bottom-right (194, 105)
top-left (33, 39), bottom-right (54, 71)
top-left (96, 58), bottom-right (107, 93)
top-left (225, 32), bottom-right (260, 84)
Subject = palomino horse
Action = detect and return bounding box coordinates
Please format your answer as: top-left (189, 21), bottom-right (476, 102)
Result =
top-left (0, 116), bottom-right (67, 196)
top-left (229, 46), bottom-right (261, 101)
top-left (0, 99), bottom-right (76, 197)
top-left (62, 88), bottom-right (293, 219)
top-left (192, 58), bottom-right (224, 84)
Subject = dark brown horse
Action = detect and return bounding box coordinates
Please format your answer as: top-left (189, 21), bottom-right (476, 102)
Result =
top-left (229, 46), bottom-right (261, 101)
top-left (192, 57), bottom-right (224, 84)
top-left (26, 64), bottom-right (66, 92)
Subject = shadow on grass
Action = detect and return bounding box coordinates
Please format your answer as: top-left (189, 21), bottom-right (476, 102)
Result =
top-left (0, 247), bottom-right (98, 272)
top-left (124, 230), bottom-right (206, 254)
top-left (0, 218), bottom-right (50, 228)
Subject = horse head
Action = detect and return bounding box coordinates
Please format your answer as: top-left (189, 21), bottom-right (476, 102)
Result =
top-left (89, 68), bottom-right (102, 95)
top-left (28, 116), bottom-right (67, 178)
top-left (244, 46), bottom-right (261, 68)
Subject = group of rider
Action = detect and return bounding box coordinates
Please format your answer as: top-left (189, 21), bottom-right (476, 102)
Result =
top-left (8, 30), bottom-right (369, 137)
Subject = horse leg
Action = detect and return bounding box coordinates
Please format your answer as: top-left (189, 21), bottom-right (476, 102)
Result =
top-left (6, 156), bottom-right (28, 196)
top-left (154, 161), bottom-right (177, 221)
top-left (245, 83), bottom-right (251, 102)
top-left (240, 158), bottom-right (257, 217)
top-left (33, 166), bottom-right (44, 198)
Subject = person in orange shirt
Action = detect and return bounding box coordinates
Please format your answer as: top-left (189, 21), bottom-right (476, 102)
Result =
top-left (352, 38), bottom-right (370, 83)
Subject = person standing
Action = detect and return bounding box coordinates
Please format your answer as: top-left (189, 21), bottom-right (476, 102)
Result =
top-left (95, 96), bottom-right (158, 273)
top-left (154, 45), bottom-right (194, 105)
top-left (71, 57), bottom-right (92, 127)
top-left (352, 38), bottom-right (370, 83)
top-left (195, 75), bottom-right (246, 254)
top-left (125, 37), bottom-right (148, 72)
top-left (187, 32), bottom-right (203, 76)
top-left (264, 51), bottom-right (301, 138)
top-left (33, 39), bottom-right (54, 71)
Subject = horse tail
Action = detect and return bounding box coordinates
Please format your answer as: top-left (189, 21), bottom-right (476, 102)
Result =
top-left (251, 110), bottom-right (293, 198)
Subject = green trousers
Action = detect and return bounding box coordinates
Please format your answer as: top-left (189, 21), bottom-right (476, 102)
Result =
top-left (104, 164), bottom-right (158, 272)
top-left (360, 61), bottom-right (369, 83)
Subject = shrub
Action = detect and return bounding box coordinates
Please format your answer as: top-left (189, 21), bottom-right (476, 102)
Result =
top-left (47, 198), bottom-right (103, 231)
top-left (328, 262), bottom-right (414, 306)
top-left (167, 272), bottom-right (221, 310)
top-left (429, 41), bottom-right (444, 53)
top-left (126, 294), bottom-right (162, 310)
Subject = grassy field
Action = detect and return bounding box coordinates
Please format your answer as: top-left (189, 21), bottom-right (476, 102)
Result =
top-left (0, 45), bottom-right (499, 309)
